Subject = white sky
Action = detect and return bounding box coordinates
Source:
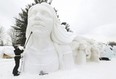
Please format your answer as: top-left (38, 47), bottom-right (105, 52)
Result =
top-left (0, 0), bottom-right (116, 43)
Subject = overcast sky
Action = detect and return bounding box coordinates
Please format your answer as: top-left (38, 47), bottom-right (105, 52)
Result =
top-left (0, 0), bottom-right (116, 43)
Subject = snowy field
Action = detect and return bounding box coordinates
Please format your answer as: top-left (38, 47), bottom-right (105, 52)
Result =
top-left (0, 58), bottom-right (116, 79)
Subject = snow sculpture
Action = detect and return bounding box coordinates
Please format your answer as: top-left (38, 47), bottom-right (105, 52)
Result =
top-left (51, 22), bottom-right (76, 69)
top-left (76, 42), bottom-right (87, 64)
top-left (71, 39), bottom-right (87, 64)
top-left (23, 2), bottom-right (75, 74)
top-left (85, 46), bottom-right (91, 61)
top-left (101, 45), bottom-right (114, 59)
top-left (86, 40), bottom-right (100, 62)
top-left (90, 45), bottom-right (100, 62)
top-left (71, 36), bottom-right (100, 64)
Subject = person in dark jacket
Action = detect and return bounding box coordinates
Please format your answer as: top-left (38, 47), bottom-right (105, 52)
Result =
top-left (12, 45), bottom-right (24, 76)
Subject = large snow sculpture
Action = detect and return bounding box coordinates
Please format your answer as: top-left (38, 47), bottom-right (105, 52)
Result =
top-left (23, 3), bottom-right (75, 74)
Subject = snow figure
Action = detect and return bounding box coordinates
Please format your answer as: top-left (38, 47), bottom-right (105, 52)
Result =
top-left (85, 46), bottom-right (91, 62)
top-left (87, 40), bottom-right (100, 62)
top-left (71, 36), bottom-right (100, 64)
top-left (71, 40), bottom-right (87, 64)
top-left (23, 2), bottom-right (75, 74)
top-left (90, 45), bottom-right (100, 62)
top-left (76, 43), bottom-right (87, 64)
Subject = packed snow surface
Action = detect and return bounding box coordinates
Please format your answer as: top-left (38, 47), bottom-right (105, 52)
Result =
top-left (0, 58), bottom-right (116, 79)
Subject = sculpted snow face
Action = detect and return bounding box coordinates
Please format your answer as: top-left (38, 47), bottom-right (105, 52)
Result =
top-left (23, 3), bottom-right (59, 74)
top-left (27, 3), bottom-right (54, 38)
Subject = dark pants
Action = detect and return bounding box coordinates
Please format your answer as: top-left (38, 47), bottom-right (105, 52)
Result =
top-left (13, 57), bottom-right (20, 75)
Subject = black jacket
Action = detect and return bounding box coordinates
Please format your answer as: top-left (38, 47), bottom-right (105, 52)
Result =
top-left (14, 48), bottom-right (23, 59)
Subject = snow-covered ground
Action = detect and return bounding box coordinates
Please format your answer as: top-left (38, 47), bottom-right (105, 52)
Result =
top-left (0, 58), bottom-right (116, 79)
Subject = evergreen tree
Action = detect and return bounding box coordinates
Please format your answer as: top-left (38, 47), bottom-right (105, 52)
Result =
top-left (12, 0), bottom-right (48, 46)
